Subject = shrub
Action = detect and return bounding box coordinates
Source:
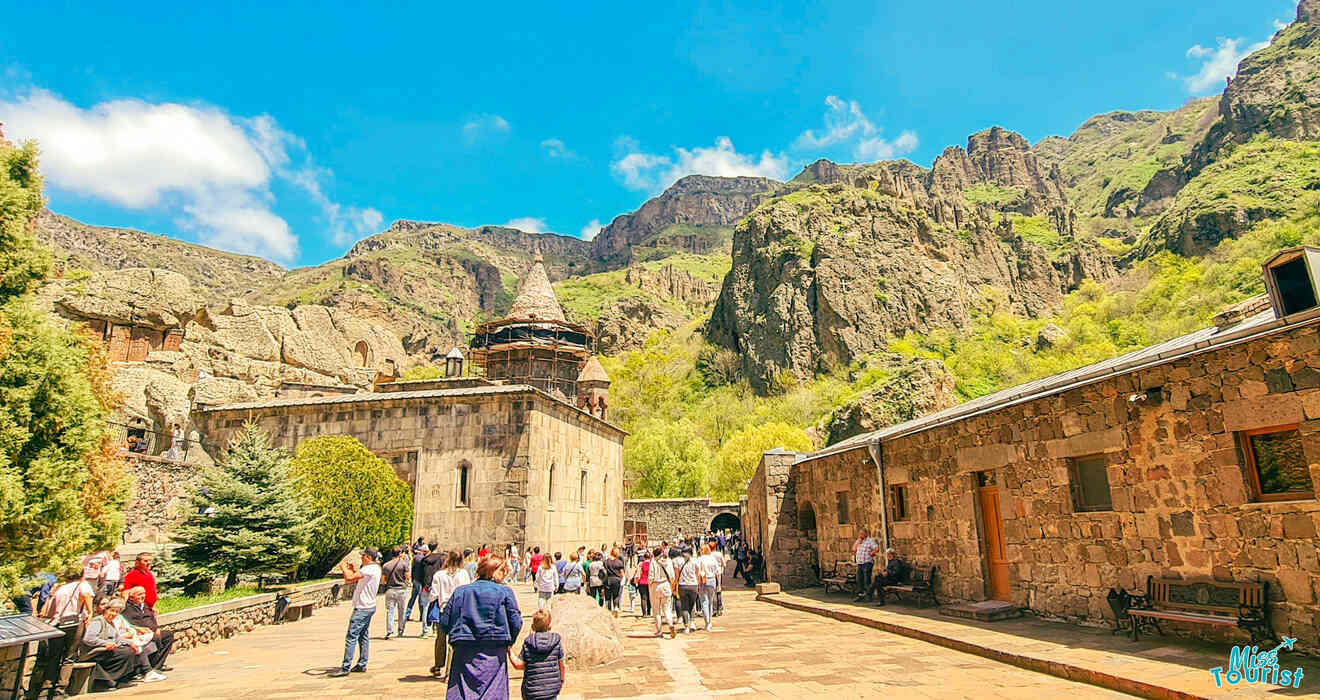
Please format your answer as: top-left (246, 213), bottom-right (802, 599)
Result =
top-left (289, 435), bottom-right (413, 573)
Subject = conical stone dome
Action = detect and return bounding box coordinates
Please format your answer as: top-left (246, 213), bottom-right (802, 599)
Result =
top-left (507, 255), bottom-right (566, 323)
top-left (577, 355), bottom-right (610, 385)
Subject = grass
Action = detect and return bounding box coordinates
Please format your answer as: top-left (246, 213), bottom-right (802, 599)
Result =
top-left (155, 586), bottom-right (264, 614)
top-left (964, 184), bottom-right (1025, 207)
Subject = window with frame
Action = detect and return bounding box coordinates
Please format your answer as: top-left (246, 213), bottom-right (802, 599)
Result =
top-left (580, 470), bottom-right (588, 508)
top-left (890, 484), bottom-right (910, 521)
top-left (457, 463), bottom-right (471, 507)
top-left (1069, 454), bottom-right (1113, 512)
top-left (1241, 426), bottom-right (1313, 501)
top-left (835, 491), bottom-right (850, 525)
top-left (548, 462), bottom-right (556, 505)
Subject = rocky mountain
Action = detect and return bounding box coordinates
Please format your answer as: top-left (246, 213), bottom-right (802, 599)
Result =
top-left (36, 210), bottom-right (285, 299)
top-left (590, 175), bottom-right (779, 266)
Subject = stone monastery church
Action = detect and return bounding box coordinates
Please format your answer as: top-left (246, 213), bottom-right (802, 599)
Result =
top-left (194, 256), bottom-right (625, 552)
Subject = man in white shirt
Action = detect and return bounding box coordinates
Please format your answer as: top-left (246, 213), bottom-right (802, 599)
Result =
top-left (330, 548), bottom-right (382, 677)
top-left (853, 529), bottom-right (880, 602)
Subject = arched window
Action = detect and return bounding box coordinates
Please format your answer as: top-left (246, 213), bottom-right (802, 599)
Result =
top-left (601, 475), bottom-right (608, 514)
top-left (458, 462), bottom-right (471, 506)
top-left (548, 462), bottom-right (556, 502)
top-left (580, 470), bottom-right (588, 508)
top-left (353, 340), bottom-right (369, 367)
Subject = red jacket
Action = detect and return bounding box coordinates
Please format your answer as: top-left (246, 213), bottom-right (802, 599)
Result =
top-left (122, 568), bottom-right (158, 608)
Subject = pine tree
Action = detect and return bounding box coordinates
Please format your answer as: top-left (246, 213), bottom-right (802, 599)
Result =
top-left (173, 423), bottom-right (316, 585)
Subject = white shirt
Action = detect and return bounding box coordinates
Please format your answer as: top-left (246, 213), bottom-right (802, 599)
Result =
top-left (676, 556), bottom-right (699, 586)
top-left (352, 563), bottom-right (382, 610)
top-left (696, 554), bottom-right (722, 586)
top-left (103, 559), bottom-right (122, 582)
top-left (431, 568), bottom-right (472, 606)
top-left (535, 564), bottom-right (559, 593)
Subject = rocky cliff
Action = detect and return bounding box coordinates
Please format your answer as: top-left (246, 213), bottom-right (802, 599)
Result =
top-left (590, 175), bottom-right (779, 266)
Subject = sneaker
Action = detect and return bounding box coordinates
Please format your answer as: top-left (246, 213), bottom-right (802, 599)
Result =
top-left (328, 668), bottom-right (351, 678)
top-left (350, 666), bottom-right (367, 673)
top-left (143, 671), bottom-right (167, 683)
top-left (384, 634), bottom-right (392, 640)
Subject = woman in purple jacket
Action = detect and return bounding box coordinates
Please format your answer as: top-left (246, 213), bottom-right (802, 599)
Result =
top-left (438, 555), bottom-right (523, 700)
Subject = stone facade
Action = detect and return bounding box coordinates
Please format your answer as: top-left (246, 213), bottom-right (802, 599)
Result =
top-left (622, 498), bottom-right (741, 541)
top-left (750, 317), bottom-right (1320, 648)
top-left (193, 385), bottom-right (624, 553)
top-left (122, 453), bottom-right (204, 544)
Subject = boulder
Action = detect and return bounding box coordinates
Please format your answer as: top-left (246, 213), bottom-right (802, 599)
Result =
top-left (191, 376), bottom-right (259, 407)
top-left (1035, 323), bottom-right (1067, 351)
top-left (545, 593), bottom-right (624, 669)
top-left (54, 268), bottom-right (202, 329)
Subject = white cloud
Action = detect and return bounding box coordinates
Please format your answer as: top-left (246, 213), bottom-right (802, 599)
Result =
top-left (610, 136), bottom-right (788, 192)
top-left (540, 138), bottom-right (577, 159)
top-left (502, 217), bottom-right (548, 233)
top-left (794, 95), bottom-right (919, 163)
top-left (0, 88), bottom-right (381, 263)
top-left (856, 130), bottom-right (920, 161)
top-left (1176, 19), bottom-right (1284, 96)
top-left (461, 114), bottom-right (511, 145)
top-left (578, 219), bottom-right (602, 241)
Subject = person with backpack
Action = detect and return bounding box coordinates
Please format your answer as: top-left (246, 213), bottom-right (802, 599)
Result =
top-left (587, 553), bottom-right (605, 605)
top-left (561, 553), bottom-right (584, 595)
top-left (534, 555), bottom-right (558, 611)
top-left (648, 547), bottom-right (677, 639)
top-left (675, 548), bottom-right (700, 634)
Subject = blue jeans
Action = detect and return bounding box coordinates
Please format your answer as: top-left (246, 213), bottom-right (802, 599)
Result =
top-left (385, 588), bottom-right (408, 637)
top-left (406, 581), bottom-right (424, 620)
top-left (856, 561), bottom-right (874, 598)
top-left (699, 584), bottom-right (716, 628)
top-left (342, 608), bottom-right (374, 670)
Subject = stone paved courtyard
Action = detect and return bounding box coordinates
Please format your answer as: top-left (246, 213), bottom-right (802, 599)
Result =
top-left (110, 584), bottom-right (1138, 699)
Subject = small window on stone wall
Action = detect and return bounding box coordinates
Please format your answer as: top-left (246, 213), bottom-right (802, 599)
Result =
top-left (1240, 425), bottom-right (1314, 501)
top-left (548, 462), bottom-right (556, 505)
top-left (601, 475), bottom-right (608, 514)
top-left (890, 484), bottom-right (909, 521)
top-left (458, 463), bottom-right (471, 507)
top-left (580, 470), bottom-right (588, 508)
top-left (1069, 454), bottom-right (1113, 512)
top-left (835, 491), bottom-right (849, 525)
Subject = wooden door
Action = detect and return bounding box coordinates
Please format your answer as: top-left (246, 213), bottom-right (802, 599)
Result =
top-left (977, 472), bottom-right (1011, 601)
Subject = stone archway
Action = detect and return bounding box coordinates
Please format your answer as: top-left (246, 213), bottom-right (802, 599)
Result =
top-left (710, 512), bottom-right (740, 533)
top-left (797, 501), bottom-right (817, 536)
top-left (353, 340), bottom-right (370, 368)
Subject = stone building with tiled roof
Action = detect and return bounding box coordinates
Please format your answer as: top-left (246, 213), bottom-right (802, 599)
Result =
top-left (191, 258), bottom-right (623, 553)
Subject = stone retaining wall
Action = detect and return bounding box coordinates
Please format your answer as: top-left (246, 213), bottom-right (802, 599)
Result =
top-left (623, 498), bottom-right (741, 541)
top-left (159, 579), bottom-right (347, 652)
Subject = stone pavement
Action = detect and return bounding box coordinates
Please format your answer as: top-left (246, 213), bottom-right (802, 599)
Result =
top-left (108, 583), bottom-right (1139, 699)
top-left (764, 588), bottom-right (1319, 700)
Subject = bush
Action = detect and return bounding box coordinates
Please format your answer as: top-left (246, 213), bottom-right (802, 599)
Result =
top-left (289, 435), bottom-right (413, 573)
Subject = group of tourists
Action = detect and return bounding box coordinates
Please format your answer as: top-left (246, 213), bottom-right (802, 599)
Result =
top-left (17, 551), bottom-right (172, 696)
top-left (333, 541), bottom-right (565, 700)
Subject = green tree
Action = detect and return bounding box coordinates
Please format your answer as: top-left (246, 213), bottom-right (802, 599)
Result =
top-left (624, 418), bottom-right (713, 498)
top-left (712, 423), bottom-right (812, 501)
top-left (173, 424), bottom-right (315, 586)
top-left (0, 138), bottom-right (129, 600)
top-left (288, 435), bottom-right (413, 572)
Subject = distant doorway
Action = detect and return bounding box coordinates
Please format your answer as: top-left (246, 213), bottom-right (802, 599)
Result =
top-left (710, 512), bottom-right (740, 533)
top-left (976, 470), bottom-right (1011, 601)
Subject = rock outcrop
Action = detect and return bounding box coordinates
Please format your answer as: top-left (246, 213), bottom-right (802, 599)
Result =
top-left (708, 178), bottom-right (1113, 393)
top-left (823, 356), bottom-right (958, 444)
top-left (545, 593), bottom-right (624, 669)
top-left (591, 175), bottom-right (779, 266)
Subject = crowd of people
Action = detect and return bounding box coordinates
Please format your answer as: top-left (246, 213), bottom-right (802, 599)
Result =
top-left (330, 530), bottom-right (745, 700)
top-left (15, 551), bottom-right (171, 696)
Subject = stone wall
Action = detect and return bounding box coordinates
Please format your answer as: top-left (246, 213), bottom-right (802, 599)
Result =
top-left (122, 453), bottom-right (203, 544)
top-left (745, 450), bottom-right (817, 587)
top-left (763, 321), bottom-right (1320, 647)
top-left (622, 498), bottom-right (741, 541)
top-left (194, 386), bottom-right (624, 555)
top-left (159, 580), bottom-right (347, 652)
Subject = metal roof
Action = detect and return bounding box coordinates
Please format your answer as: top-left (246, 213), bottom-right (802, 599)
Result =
top-left (0, 614), bottom-right (63, 646)
top-left (801, 303), bottom-right (1320, 464)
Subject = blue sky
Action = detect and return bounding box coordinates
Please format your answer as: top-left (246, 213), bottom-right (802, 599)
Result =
top-left (0, 1), bottom-right (1297, 267)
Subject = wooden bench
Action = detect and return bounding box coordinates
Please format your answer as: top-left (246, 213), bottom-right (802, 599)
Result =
top-left (821, 561), bottom-right (858, 595)
top-left (277, 590), bottom-right (316, 622)
top-left (1127, 576), bottom-right (1273, 644)
top-left (881, 565), bottom-right (937, 608)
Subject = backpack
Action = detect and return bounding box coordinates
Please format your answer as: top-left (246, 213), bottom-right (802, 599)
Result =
top-left (563, 565), bottom-right (583, 592)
